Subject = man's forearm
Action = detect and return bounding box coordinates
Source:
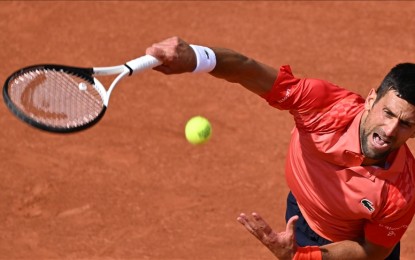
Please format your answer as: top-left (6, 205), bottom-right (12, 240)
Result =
top-left (145, 37), bottom-right (277, 95)
top-left (209, 47), bottom-right (278, 96)
top-left (320, 240), bottom-right (393, 260)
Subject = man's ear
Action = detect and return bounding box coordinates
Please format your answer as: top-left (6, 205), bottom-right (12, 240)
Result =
top-left (365, 88), bottom-right (377, 111)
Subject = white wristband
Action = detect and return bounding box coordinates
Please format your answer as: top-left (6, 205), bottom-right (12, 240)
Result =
top-left (189, 44), bottom-right (216, 73)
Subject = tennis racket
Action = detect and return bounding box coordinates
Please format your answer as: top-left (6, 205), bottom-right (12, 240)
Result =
top-left (3, 55), bottom-right (161, 133)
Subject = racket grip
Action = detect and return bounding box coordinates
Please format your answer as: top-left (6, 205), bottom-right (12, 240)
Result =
top-left (126, 55), bottom-right (162, 75)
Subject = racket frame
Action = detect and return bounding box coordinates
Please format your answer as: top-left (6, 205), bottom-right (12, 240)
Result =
top-left (2, 55), bottom-right (161, 133)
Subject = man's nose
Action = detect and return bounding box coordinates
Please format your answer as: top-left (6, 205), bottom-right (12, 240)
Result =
top-left (384, 118), bottom-right (399, 137)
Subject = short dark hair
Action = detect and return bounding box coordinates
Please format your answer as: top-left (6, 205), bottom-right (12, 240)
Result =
top-left (375, 63), bottom-right (415, 106)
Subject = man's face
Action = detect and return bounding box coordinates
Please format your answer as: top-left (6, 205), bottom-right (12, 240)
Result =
top-left (360, 89), bottom-right (415, 163)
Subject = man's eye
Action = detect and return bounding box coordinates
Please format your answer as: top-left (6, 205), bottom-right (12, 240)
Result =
top-left (400, 121), bottom-right (412, 128)
top-left (384, 111), bottom-right (393, 117)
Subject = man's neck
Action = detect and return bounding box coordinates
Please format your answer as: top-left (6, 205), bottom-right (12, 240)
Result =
top-left (361, 157), bottom-right (387, 168)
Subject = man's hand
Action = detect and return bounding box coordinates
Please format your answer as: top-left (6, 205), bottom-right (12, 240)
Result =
top-left (145, 36), bottom-right (197, 74)
top-left (237, 212), bottom-right (299, 259)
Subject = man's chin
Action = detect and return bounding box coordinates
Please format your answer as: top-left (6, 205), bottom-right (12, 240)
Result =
top-left (362, 146), bottom-right (390, 162)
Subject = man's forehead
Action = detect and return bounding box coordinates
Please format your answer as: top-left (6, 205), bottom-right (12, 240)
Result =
top-left (378, 91), bottom-right (415, 121)
top-left (379, 89), bottom-right (407, 103)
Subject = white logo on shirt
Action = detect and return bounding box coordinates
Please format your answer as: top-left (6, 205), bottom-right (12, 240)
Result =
top-left (277, 89), bottom-right (291, 103)
top-left (387, 231), bottom-right (396, 237)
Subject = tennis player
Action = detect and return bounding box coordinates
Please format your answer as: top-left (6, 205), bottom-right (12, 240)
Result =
top-left (146, 36), bottom-right (415, 260)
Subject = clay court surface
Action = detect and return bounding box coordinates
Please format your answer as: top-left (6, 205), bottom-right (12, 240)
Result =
top-left (0, 1), bottom-right (415, 259)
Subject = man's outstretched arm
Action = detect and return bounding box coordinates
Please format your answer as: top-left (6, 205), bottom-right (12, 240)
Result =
top-left (145, 36), bottom-right (278, 96)
top-left (238, 212), bottom-right (395, 260)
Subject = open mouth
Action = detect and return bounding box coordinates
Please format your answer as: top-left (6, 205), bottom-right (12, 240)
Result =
top-left (373, 133), bottom-right (390, 149)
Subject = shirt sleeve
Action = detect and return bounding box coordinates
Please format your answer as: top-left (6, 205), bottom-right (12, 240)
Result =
top-left (365, 176), bottom-right (415, 248)
top-left (260, 65), bottom-right (365, 133)
top-left (260, 65), bottom-right (301, 106)
top-left (364, 207), bottom-right (415, 248)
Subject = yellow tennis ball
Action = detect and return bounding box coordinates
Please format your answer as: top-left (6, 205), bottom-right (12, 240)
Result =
top-left (185, 116), bottom-right (212, 145)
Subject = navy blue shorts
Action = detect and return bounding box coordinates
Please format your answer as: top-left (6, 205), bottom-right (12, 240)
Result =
top-left (285, 192), bottom-right (400, 259)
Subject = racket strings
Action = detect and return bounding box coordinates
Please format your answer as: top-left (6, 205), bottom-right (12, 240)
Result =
top-left (52, 71), bottom-right (103, 121)
top-left (7, 68), bottom-right (104, 128)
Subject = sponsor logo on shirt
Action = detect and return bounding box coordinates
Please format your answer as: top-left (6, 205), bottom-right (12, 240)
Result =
top-left (387, 231), bottom-right (396, 237)
top-left (277, 88), bottom-right (291, 103)
top-left (379, 224), bottom-right (408, 237)
top-left (361, 198), bottom-right (375, 212)
top-left (379, 223), bottom-right (408, 231)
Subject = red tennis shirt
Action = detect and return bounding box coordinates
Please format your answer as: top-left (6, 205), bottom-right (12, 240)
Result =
top-left (261, 65), bottom-right (415, 248)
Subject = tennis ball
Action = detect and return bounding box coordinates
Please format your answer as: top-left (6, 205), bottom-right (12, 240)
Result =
top-left (185, 116), bottom-right (212, 145)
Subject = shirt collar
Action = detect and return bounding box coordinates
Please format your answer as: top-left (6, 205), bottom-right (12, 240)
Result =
top-left (341, 109), bottom-right (365, 165)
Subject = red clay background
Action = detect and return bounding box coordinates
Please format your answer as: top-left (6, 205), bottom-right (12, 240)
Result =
top-left (0, 2), bottom-right (414, 259)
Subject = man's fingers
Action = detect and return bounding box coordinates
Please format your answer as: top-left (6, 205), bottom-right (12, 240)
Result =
top-left (252, 212), bottom-right (273, 235)
top-left (237, 213), bottom-right (264, 239)
top-left (145, 37), bottom-right (197, 74)
top-left (238, 212), bottom-right (298, 258)
top-left (286, 215), bottom-right (299, 235)
top-left (237, 213), bottom-right (256, 233)
top-left (145, 45), bottom-right (167, 60)
top-left (237, 212), bottom-right (276, 241)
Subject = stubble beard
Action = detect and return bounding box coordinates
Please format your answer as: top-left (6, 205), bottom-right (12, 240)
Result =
top-left (360, 126), bottom-right (391, 161)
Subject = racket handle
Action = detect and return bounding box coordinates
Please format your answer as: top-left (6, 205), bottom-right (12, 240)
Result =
top-left (126, 55), bottom-right (162, 75)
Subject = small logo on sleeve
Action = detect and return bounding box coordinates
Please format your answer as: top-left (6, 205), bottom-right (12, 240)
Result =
top-left (387, 231), bottom-right (396, 237)
top-left (361, 199), bottom-right (375, 212)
